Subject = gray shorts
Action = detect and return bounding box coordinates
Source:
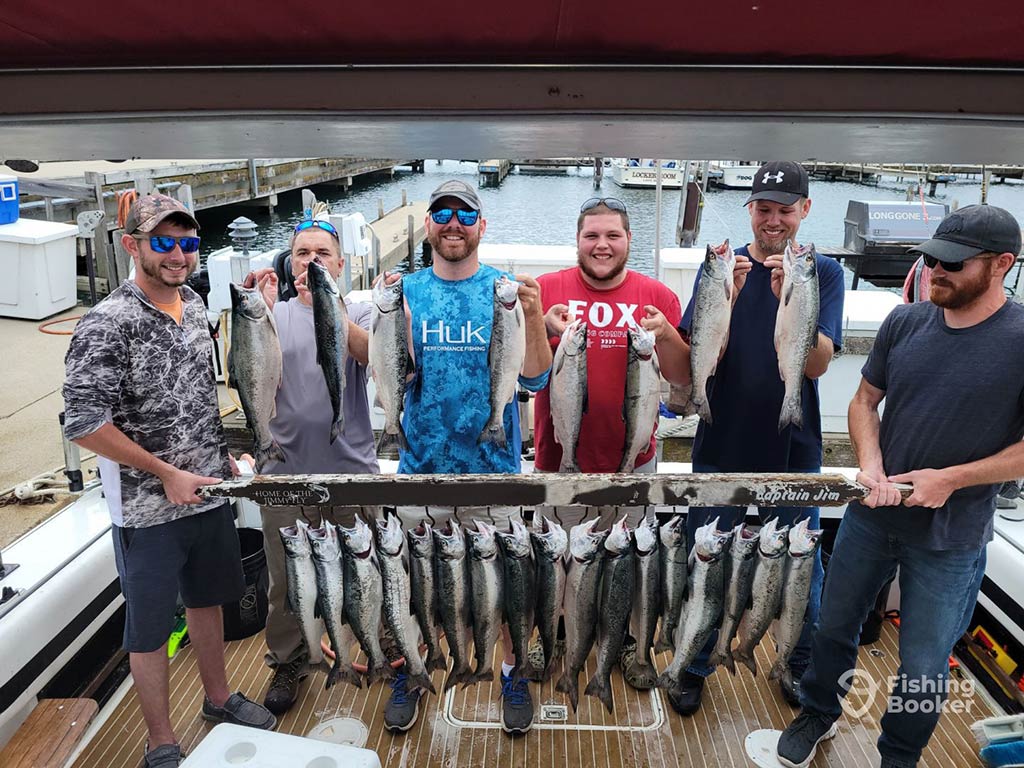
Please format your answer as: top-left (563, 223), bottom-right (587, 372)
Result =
top-left (111, 502), bottom-right (245, 653)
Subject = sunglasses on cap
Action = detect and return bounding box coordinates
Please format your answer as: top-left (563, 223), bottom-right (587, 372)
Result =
top-left (133, 235), bottom-right (201, 254)
top-left (430, 208), bottom-right (480, 226)
top-left (294, 219), bottom-right (339, 238)
top-left (580, 197), bottom-right (628, 213)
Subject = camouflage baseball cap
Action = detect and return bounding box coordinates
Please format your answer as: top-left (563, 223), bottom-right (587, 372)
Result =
top-left (124, 193), bottom-right (200, 234)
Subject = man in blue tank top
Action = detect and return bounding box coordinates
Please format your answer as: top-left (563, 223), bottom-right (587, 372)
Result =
top-left (676, 162), bottom-right (846, 714)
top-left (382, 179), bottom-right (552, 736)
top-left (776, 206), bottom-right (1024, 768)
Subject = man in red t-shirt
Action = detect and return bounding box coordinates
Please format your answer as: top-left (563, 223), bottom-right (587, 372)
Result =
top-left (533, 197), bottom-right (688, 689)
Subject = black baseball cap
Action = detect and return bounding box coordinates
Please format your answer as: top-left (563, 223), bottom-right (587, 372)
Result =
top-left (428, 180), bottom-right (482, 212)
top-left (909, 204), bottom-right (1022, 263)
top-left (743, 161), bottom-right (810, 206)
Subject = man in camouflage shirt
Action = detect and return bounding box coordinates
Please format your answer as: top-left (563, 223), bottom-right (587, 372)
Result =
top-left (63, 194), bottom-right (275, 768)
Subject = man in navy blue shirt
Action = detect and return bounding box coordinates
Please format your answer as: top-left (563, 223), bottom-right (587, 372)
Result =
top-left (675, 161), bottom-right (845, 714)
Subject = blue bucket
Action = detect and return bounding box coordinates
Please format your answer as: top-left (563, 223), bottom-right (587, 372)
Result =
top-left (0, 175), bottom-right (18, 225)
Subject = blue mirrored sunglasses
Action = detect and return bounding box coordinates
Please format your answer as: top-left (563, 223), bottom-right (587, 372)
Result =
top-left (134, 235), bottom-right (201, 253)
top-left (580, 197), bottom-right (627, 213)
top-left (294, 219), bottom-right (339, 238)
top-left (431, 208), bottom-right (480, 226)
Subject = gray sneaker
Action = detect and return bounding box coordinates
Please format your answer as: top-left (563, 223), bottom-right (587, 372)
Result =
top-left (202, 692), bottom-right (277, 730)
top-left (142, 742), bottom-right (185, 768)
top-left (384, 667), bottom-right (422, 732)
top-left (777, 712), bottom-right (838, 768)
top-left (500, 672), bottom-right (533, 735)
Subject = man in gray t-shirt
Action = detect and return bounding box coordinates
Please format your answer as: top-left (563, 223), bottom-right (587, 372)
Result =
top-left (248, 217), bottom-right (379, 717)
top-left (776, 205), bottom-right (1024, 768)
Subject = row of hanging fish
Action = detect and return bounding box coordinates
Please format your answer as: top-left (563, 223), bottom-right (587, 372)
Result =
top-left (549, 319), bottom-right (662, 473)
top-left (686, 239), bottom-right (821, 431)
top-left (280, 510), bottom-right (821, 715)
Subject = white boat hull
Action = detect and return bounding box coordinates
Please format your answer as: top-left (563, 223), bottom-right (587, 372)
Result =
top-left (611, 163), bottom-right (686, 188)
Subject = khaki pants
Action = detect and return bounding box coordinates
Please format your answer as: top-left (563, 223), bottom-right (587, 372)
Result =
top-left (260, 504), bottom-right (378, 668)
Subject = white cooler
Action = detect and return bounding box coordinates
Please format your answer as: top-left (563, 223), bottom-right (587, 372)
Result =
top-left (0, 218), bottom-right (79, 319)
top-left (180, 723), bottom-right (381, 768)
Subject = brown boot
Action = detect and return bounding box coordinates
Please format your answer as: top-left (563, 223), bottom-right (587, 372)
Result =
top-left (263, 658), bottom-right (307, 715)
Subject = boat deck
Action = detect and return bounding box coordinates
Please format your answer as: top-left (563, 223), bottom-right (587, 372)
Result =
top-left (70, 620), bottom-right (990, 768)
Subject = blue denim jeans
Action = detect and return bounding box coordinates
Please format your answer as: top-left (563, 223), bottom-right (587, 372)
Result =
top-left (684, 463), bottom-right (824, 679)
top-left (800, 509), bottom-right (986, 766)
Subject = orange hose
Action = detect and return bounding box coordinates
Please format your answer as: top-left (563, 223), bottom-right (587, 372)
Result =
top-left (38, 316), bottom-right (83, 335)
top-left (117, 189), bottom-right (138, 229)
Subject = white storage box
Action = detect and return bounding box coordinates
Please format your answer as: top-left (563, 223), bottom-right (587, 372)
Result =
top-left (0, 218), bottom-right (79, 319)
top-left (479, 243), bottom-right (577, 278)
top-left (179, 723), bottom-right (381, 768)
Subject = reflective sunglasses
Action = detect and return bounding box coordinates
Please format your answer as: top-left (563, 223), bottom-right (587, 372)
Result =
top-left (430, 208), bottom-right (480, 226)
top-left (294, 219), bottom-right (339, 239)
top-left (133, 235), bottom-right (201, 253)
top-left (580, 197), bottom-right (628, 213)
top-left (921, 254), bottom-right (974, 272)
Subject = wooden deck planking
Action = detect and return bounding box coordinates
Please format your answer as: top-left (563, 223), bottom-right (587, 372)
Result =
top-left (71, 621), bottom-right (991, 768)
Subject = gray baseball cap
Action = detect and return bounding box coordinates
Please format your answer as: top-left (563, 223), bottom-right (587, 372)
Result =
top-left (428, 179), bottom-right (482, 212)
top-left (910, 204), bottom-right (1022, 263)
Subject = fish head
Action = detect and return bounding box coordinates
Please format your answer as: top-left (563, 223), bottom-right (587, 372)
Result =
top-left (634, 516), bottom-right (658, 555)
top-left (759, 517), bottom-right (791, 557)
top-left (279, 521), bottom-right (312, 558)
top-left (788, 518), bottom-right (824, 557)
top-left (497, 518), bottom-right (533, 559)
top-left (372, 275), bottom-right (404, 312)
top-left (494, 275), bottom-right (521, 310)
top-left (230, 282), bottom-right (270, 321)
top-left (307, 258), bottom-right (340, 297)
top-left (786, 241), bottom-right (817, 284)
top-left (627, 325), bottom-right (656, 361)
top-left (374, 513), bottom-right (405, 557)
top-left (432, 520), bottom-right (466, 560)
top-left (406, 520), bottom-right (434, 558)
top-left (307, 523), bottom-right (341, 562)
top-left (560, 319), bottom-right (588, 356)
top-left (568, 517), bottom-right (606, 563)
top-left (339, 516), bottom-right (374, 559)
top-left (732, 522), bottom-right (761, 557)
top-left (659, 514), bottom-right (686, 549)
top-left (529, 515), bottom-right (569, 561)
top-left (466, 520), bottom-right (500, 559)
top-left (603, 516), bottom-right (633, 557)
top-left (694, 517), bottom-right (730, 560)
top-left (703, 239), bottom-right (736, 281)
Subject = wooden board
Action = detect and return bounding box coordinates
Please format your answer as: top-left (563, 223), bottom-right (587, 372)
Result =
top-left (200, 472), bottom-right (910, 509)
top-left (0, 698), bottom-right (98, 768)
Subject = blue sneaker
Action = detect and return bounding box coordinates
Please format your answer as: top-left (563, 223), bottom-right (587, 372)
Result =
top-left (384, 667), bottom-right (421, 732)
top-left (500, 672), bottom-right (533, 735)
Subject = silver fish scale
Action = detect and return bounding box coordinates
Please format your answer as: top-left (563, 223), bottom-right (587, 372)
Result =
top-left (497, 527), bottom-right (536, 681)
top-left (467, 529), bottom-right (504, 683)
top-left (481, 279), bottom-right (526, 447)
top-left (619, 328), bottom-right (661, 472)
top-left (688, 245), bottom-right (736, 424)
top-left (586, 543), bottom-right (636, 712)
top-left (308, 526), bottom-right (350, 685)
top-left (659, 549), bottom-right (726, 692)
top-left (557, 538), bottom-right (604, 711)
top-left (434, 526), bottom-right (474, 690)
top-left (631, 526), bottom-right (661, 672)
top-left (531, 523), bottom-right (568, 678)
top-left (734, 545), bottom-right (789, 674)
top-left (550, 321), bottom-right (588, 472)
top-left (340, 530), bottom-right (391, 684)
top-left (369, 279), bottom-right (409, 447)
top-left (407, 525), bottom-right (444, 672)
top-left (709, 529), bottom-right (760, 673)
top-left (229, 284), bottom-right (283, 470)
top-left (656, 517), bottom-right (688, 654)
top-left (309, 261), bottom-right (350, 442)
top-left (771, 546), bottom-right (821, 681)
top-left (775, 244), bottom-right (820, 431)
top-left (281, 524), bottom-right (323, 666)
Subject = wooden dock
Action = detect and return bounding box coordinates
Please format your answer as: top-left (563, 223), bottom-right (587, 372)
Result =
top-left (478, 159), bottom-right (511, 186)
top-left (349, 193), bottom-right (428, 288)
top-left (802, 161), bottom-right (1024, 185)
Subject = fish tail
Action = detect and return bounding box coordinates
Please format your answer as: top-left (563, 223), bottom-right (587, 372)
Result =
top-left (477, 422), bottom-right (507, 448)
top-left (330, 415), bottom-right (345, 444)
top-left (327, 662), bottom-right (363, 690)
top-left (396, 422), bottom-right (409, 452)
top-left (707, 649), bottom-right (724, 669)
top-left (443, 668), bottom-right (461, 692)
top-left (584, 674), bottom-right (614, 713)
top-left (733, 646), bottom-right (758, 676)
top-left (695, 397), bottom-right (714, 425)
top-left (425, 650), bottom-right (448, 673)
top-left (654, 626), bottom-right (674, 655)
top-left (778, 393), bottom-right (803, 432)
top-left (366, 660), bottom-right (396, 685)
top-left (655, 671), bottom-right (681, 696)
top-left (722, 650), bottom-right (737, 676)
top-left (377, 422), bottom-right (410, 455)
top-left (556, 672), bottom-right (580, 712)
top-left (410, 671), bottom-right (437, 696)
top-left (768, 661), bottom-right (786, 682)
top-left (256, 439), bottom-right (287, 471)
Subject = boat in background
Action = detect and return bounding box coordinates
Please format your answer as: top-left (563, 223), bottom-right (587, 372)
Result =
top-left (610, 159), bottom-right (687, 189)
top-left (708, 161), bottom-right (761, 189)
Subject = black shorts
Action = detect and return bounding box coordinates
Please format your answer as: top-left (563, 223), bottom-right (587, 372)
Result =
top-left (111, 502), bottom-right (245, 653)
